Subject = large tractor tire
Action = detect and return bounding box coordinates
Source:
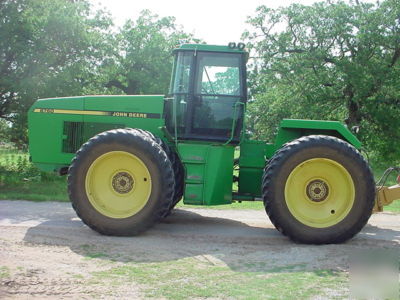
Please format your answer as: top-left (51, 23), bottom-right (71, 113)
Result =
top-left (262, 135), bottom-right (375, 244)
top-left (132, 129), bottom-right (184, 215)
top-left (67, 129), bottom-right (175, 236)
top-left (165, 151), bottom-right (185, 213)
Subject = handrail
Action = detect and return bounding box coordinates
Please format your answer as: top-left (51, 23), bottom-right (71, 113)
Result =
top-left (223, 101), bottom-right (244, 146)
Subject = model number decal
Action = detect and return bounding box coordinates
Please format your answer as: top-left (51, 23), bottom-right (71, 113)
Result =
top-left (37, 108), bottom-right (55, 113)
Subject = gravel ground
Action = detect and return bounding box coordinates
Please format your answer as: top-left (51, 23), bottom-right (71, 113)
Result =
top-left (0, 200), bottom-right (399, 299)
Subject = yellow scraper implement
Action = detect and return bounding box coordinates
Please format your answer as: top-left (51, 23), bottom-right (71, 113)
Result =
top-left (373, 167), bottom-right (400, 212)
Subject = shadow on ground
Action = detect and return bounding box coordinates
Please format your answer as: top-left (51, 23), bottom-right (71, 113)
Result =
top-left (22, 208), bottom-right (400, 273)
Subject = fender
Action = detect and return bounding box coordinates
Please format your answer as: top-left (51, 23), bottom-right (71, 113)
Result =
top-left (274, 119), bottom-right (362, 150)
top-left (238, 119), bottom-right (362, 197)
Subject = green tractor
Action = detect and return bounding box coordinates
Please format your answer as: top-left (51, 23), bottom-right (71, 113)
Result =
top-left (28, 43), bottom-right (379, 244)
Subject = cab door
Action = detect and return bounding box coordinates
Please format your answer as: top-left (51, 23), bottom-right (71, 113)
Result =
top-left (185, 52), bottom-right (246, 143)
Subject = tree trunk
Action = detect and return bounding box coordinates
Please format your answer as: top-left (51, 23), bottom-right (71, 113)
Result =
top-left (343, 85), bottom-right (361, 127)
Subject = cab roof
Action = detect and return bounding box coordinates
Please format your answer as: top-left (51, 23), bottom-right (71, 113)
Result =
top-left (174, 43), bottom-right (247, 54)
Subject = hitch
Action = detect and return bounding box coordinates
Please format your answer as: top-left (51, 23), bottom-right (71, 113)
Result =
top-left (373, 167), bottom-right (400, 213)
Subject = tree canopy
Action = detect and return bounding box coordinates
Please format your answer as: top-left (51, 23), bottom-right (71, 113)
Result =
top-left (104, 10), bottom-right (197, 95)
top-left (0, 0), bottom-right (113, 145)
top-left (244, 0), bottom-right (400, 162)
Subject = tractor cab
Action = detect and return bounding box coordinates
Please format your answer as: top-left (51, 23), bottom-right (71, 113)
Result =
top-left (165, 44), bottom-right (248, 144)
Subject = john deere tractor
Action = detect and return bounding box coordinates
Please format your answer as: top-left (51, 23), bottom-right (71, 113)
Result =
top-left (28, 43), bottom-right (399, 244)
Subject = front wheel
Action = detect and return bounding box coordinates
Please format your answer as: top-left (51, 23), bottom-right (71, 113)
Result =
top-left (68, 129), bottom-right (175, 236)
top-left (262, 135), bottom-right (375, 244)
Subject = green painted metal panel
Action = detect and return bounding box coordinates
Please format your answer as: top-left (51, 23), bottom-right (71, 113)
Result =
top-left (278, 119), bottom-right (362, 149)
top-left (273, 128), bottom-right (302, 152)
top-left (82, 95), bottom-right (164, 139)
top-left (28, 97), bottom-right (84, 171)
top-left (30, 96), bottom-right (86, 110)
top-left (184, 183), bottom-right (204, 204)
top-left (178, 143), bottom-right (234, 205)
top-left (238, 167), bottom-right (263, 197)
top-left (238, 140), bottom-right (267, 168)
top-left (238, 140), bottom-right (267, 197)
top-left (28, 95), bottom-right (166, 172)
top-left (201, 144), bottom-right (234, 205)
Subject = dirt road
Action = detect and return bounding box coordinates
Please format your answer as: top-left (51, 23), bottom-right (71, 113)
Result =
top-left (0, 200), bottom-right (399, 299)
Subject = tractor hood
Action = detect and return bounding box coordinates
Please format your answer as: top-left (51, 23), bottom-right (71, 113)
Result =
top-left (28, 95), bottom-right (166, 171)
top-left (29, 95), bottom-right (165, 118)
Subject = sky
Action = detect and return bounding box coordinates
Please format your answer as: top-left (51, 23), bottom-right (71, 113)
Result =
top-left (91, 0), bottom-right (322, 45)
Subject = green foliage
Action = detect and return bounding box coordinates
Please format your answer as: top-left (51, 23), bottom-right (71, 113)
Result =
top-left (103, 10), bottom-right (199, 95)
top-left (0, 147), bottom-right (68, 201)
top-left (0, 148), bottom-right (60, 184)
top-left (209, 67), bottom-right (241, 95)
top-left (0, 119), bottom-right (11, 142)
top-left (0, 0), bottom-right (113, 145)
top-left (244, 0), bottom-right (400, 164)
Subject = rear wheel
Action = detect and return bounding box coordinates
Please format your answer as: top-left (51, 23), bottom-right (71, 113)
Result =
top-left (262, 135), bottom-right (375, 244)
top-left (68, 129), bottom-right (174, 236)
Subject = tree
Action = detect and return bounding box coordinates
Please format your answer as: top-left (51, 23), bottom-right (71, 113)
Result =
top-left (0, 119), bottom-right (11, 143)
top-left (104, 10), bottom-right (199, 95)
top-left (244, 0), bottom-right (400, 163)
top-left (0, 0), bottom-right (113, 146)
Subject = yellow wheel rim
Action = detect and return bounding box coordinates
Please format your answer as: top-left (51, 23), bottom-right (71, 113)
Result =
top-left (284, 158), bottom-right (355, 228)
top-left (85, 151), bottom-right (152, 219)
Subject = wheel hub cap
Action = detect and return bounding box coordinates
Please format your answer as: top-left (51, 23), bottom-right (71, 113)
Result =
top-left (112, 172), bottom-right (134, 194)
top-left (284, 158), bottom-right (355, 228)
top-left (306, 180), bottom-right (329, 202)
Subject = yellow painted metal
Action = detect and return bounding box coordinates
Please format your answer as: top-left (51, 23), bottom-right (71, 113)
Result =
top-left (34, 108), bottom-right (109, 116)
top-left (85, 151), bottom-right (152, 218)
top-left (285, 158), bottom-right (355, 228)
top-left (374, 184), bottom-right (400, 212)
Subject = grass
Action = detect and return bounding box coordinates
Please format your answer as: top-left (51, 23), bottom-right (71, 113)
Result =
top-left (383, 198), bottom-right (400, 213)
top-left (89, 257), bottom-right (348, 300)
top-left (0, 146), bottom-right (399, 212)
top-left (0, 148), bottom-right (68, 201)
top-left (0, 266), bottom-right (10, 279)
top-left (77, 242), bottom-right (349, 299)
top-left (0, 179), bottom-right (68, 201)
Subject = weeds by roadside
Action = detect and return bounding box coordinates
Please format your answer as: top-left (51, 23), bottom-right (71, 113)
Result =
top-left (0, 147), bottom-right (68, 201)
top-left (0, 150), bottom-right (41, 184)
